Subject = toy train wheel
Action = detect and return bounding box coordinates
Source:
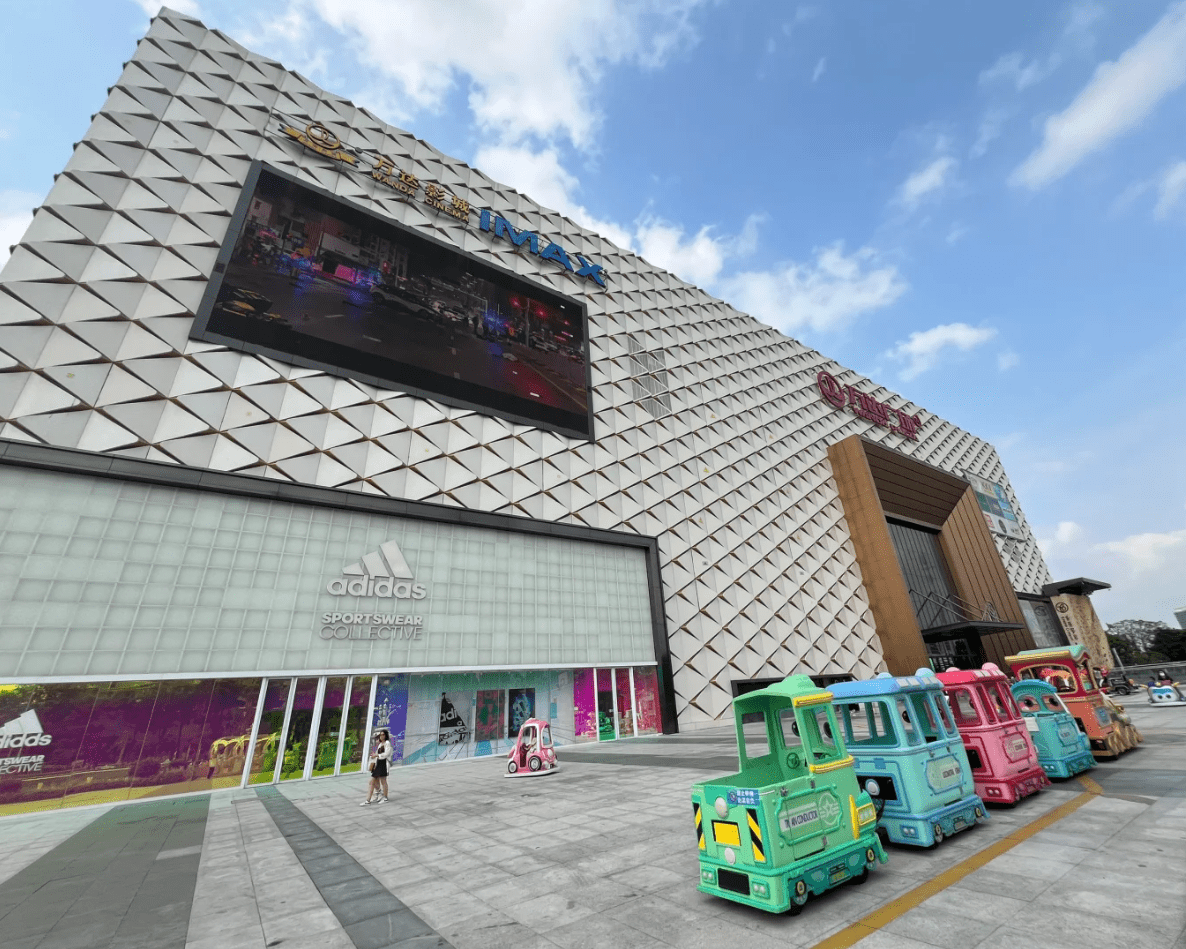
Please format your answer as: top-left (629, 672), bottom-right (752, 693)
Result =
top-left (850, 867), bottom-right (870, 886)
top-left (931, 825), bottom-right (945, 846)
top-left (528, 755), bottom-right (542, 772)
top-left (507, 760), bottom-right (518, 774)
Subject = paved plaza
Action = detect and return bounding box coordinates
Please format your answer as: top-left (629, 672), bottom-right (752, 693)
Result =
top-left (1, 702), bottom-right (1183, 949)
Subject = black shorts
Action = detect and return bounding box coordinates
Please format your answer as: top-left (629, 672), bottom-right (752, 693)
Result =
top-left (371, 760), bottom-right (388, 778)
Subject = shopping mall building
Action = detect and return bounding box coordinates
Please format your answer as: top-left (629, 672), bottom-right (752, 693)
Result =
top-left (0, 9), bottom-right (1071, 813)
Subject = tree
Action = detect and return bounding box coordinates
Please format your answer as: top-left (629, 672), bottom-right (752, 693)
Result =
top-left (1107, 619), bottom-right (1167, 651)
top-left (1107, 634), bottom-right (1140, 666)
top-left (1151, 627), bottom-right (1186, 662)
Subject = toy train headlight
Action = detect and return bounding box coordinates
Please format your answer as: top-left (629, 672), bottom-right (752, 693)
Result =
top-left (864, 778), bottom-right (880, 797)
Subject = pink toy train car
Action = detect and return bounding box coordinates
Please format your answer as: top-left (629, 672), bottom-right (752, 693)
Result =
top-left (934, 663), bottom-right (1049, 804)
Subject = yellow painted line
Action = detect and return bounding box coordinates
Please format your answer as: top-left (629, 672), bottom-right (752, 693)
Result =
top-left (808, 780), bottom-right (1103, 949)
top-left (1077, 774), bottom-right (1104, 795)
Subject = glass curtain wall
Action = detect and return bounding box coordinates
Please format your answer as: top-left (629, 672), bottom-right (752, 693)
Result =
top-left (0, 678), bottom-right (262, 816)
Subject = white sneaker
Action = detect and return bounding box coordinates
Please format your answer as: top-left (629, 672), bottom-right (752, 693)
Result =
top-left (376, 797), bottom-right (386, 804)
top-left (360, 799), bottom-right (372, 806)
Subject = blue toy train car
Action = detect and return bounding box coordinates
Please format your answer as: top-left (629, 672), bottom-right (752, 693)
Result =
top-left (830, 670), bottom-right (987, 847)
top-left (1010, 679), bottom-right (1095, 779)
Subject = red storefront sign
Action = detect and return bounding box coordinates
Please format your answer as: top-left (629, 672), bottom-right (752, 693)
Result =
top-left (816, 370), bottom-right (922, 440)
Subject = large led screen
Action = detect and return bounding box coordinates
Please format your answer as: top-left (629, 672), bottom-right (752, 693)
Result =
top-left (190, 165), bottom-right (593, 439)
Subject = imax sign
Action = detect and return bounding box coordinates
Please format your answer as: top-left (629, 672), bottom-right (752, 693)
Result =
top-left (479, 210), bottom-right (607, 287)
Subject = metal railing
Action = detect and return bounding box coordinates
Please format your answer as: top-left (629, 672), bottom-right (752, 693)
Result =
top-left (909, 588), bottom-right (1000, 632)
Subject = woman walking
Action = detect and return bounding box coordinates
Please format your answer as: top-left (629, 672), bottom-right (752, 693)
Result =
top-left (361, 729), bottom-right (392, 805)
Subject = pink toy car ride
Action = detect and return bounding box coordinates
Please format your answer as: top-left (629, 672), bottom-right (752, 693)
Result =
top-left (506, 718), bottom-right (559, 776)
top-left (935, 663), bottom-right (1049, 804)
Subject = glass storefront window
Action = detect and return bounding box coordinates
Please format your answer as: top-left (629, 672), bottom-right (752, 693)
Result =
top-left (278, 678), bottom-right (319, 782)
top-left (573, 668), bottom-right (597, 742)
top-left (248, 678), bottom-right (291, 785)
top-left (200, 678), bottom-right (265, 788)
top-left (633, 666), bottom-right (661, 735)
top-left (310, 677), bottom-right (348, 778)
top-left (63, 680), bottom-right (160, 807)
top-left (1, 678), bottom-right (264, 815)
top-left (615, 668), bottom-right (634, 738)
top-left (342, 676), bottom-right (373, 773)
top-left (596, 668), bottom-right (616, 740)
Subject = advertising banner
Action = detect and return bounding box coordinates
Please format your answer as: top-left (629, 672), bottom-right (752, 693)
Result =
top-left (966, 473), bottom-right (1026, 540)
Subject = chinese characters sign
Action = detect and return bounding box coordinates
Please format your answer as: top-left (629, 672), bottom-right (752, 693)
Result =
top-left (278, 122), bottom-right (605, 287)
top-left (816, 370), bottom-right (921, 440)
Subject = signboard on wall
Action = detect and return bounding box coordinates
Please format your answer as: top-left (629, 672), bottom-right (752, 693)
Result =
top-left (966, 473), bottom-right (1025, 540)
top-left (190, 164), bottom-right (594, 440)
top-left (1049, 593), bottom-right (1110, 665)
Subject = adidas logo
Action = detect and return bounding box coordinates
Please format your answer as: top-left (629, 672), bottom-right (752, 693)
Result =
top-left (0, 709), bottom-right (53, 749)
top-left (326, 540), bottom-right (428, 599)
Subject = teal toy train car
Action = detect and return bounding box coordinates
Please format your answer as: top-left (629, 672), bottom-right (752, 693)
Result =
top-left (829, 670), bottom-right (987, 847)
top-left (691, 675), bottom-right (888, 914)
top-left (1010, 678), bottom-right (1096, 779)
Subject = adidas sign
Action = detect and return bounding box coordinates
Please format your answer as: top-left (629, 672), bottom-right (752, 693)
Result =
top-left (0, 709), bottom-right (52, 749)
top-left (326, 540), bottom-right (427, 600)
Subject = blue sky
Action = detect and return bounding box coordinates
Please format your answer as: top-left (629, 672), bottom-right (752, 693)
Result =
top-left (1, 1), bottom-right (1184, 626)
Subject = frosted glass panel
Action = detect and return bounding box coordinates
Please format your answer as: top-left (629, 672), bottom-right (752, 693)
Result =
top-left (0, 467), bottom-right (656, 678)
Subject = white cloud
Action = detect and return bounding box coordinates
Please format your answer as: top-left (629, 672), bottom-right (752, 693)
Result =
top-left (1063, 1), bottom-right (1106, 48)
top-left (885, 322), bottom-right (997, 380)
top-left (979, 52), bottom-right (1057, 91)
top-left (1154, 159), bottom-right (1186, 217)
top-left (997, 350), bottom-right (1020, 371)
top-left (1040, 520), bottom-right (1087, 555)
top-left (896, 155), bottom-right (957, 210)
top-left (720, 244), bottom-right (907, 334)
top-left (0, 191), bottom-right (40, 271)
top-left (304, 0), bottom-right (707, 149)
top-left (946, 223), bottom-right (969, 244)
top-left (811, 57), bottom-right (827, 84)
top-left (471, 142), bottom-right (765, 284)
top-left (1012, 2), bottom-right (1186, 190)
top-left (970, 108), bottom-right (1008, 159)
top-left (632, 214), bottom-right (761, 287)
top-left (1101, 527), bottom-right (1186, 571)
top-left (1038, 518), bottom-right (1186, 624)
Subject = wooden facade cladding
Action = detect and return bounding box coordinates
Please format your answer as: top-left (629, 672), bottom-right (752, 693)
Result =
top-left (938, 487), bottom-right (1034, 667)
top-left (828, 435), bottom-right (1035, 674)
top-left (939, 488), bottom-right (1027, 626)
top-left (826, 437), bottom-right (929, 674)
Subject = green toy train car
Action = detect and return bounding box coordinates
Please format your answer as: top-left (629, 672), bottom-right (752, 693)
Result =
top-left (692, 675), bottom-right (889, 913)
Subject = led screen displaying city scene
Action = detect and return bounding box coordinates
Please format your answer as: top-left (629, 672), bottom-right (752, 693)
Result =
top-left (191, 165), bottom-right (592, 438)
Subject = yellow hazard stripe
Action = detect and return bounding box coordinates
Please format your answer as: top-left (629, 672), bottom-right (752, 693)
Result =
top-left (694, 802), bottom-right (705, 850)
top-left (747, 808), bottom-right (766, 863)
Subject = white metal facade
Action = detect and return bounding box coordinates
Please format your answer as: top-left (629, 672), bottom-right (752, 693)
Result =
top-left (0, 9), bottom-right (1051, 728)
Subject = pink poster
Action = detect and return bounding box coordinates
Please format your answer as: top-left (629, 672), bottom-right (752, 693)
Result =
top-left (573, 668), bottom-right (597, 741)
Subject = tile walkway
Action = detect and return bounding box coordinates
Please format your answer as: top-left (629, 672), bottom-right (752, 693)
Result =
top-left (0, 702), bottom-right (1182, 949)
